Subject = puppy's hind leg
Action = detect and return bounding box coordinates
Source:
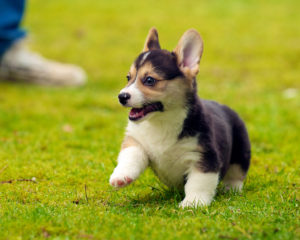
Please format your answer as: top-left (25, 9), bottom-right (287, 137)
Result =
top-left (224, 117), bottom-right (251, 192)
top-left (223, 164), bottom-right (246, 192)
top-left (110, 136), bottom-right (148, 188)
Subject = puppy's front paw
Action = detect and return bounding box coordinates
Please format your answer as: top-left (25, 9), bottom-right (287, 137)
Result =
top-left (179, 194), bottom-right (212, 208)
top-left (109, 173), bottom-right (133, 188)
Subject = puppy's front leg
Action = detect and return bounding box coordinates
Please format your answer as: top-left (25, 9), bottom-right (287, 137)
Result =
top-left (110, 136), bottom-right (148, 188)
top-left (180, 167), bottom-right (219, 208)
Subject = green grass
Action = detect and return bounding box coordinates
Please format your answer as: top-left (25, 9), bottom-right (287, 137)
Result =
top-left (0, 0), bottom-right (299, 239)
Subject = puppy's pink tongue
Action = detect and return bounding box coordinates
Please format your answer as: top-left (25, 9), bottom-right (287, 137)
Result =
top-left (129, 108), bottom-right (145, 119)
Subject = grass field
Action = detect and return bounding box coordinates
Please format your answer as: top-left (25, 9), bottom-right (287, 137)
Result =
top-left (0, 0), bottom-right (299, 239)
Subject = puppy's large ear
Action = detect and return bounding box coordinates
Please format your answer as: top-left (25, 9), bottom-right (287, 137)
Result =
top-left (143, 27), bottom-right (161, 52)
top-left (173, 29), bottom-right (203, 78)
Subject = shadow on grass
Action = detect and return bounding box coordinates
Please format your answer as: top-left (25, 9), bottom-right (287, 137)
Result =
top-left (102, 184), bottom-right (185, 211)
top-left (128, 187), bottom-right (184, 206)
top-left (102, 181), bottom-right (255, 211)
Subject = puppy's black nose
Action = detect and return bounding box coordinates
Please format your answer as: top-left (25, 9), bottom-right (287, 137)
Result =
top-left (118, 92), bottom-right (131, 105)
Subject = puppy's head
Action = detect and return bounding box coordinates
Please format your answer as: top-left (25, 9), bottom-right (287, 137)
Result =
top-left (119, 27), bottom-right (203, 121)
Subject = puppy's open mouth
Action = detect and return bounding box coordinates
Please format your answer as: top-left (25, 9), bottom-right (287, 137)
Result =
top-left (129, 102), bottom-right (163, 121)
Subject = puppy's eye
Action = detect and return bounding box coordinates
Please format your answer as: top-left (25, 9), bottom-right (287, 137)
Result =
top-left (126, 75), bottom-right (130, 81)
top-left (143, 76), bottom-right (156, 86)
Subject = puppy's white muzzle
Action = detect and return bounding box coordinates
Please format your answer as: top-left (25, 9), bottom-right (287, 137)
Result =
top-left (120, 81), bottom-right (145, 108)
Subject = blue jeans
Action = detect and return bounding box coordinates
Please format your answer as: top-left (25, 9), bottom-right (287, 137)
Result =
top-left (0, 0), bottom-right (26, 58)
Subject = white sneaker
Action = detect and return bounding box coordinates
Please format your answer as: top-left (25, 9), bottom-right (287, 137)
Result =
top-left (0, 40), bottom-right (87, 86)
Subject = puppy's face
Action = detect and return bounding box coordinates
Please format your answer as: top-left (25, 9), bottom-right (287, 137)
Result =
top-left (119, 50), bottom-right (187, 121)
top-left (118, 28), bottom-right (203, 122)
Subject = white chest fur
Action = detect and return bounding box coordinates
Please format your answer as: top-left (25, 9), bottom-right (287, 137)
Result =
top-left (126, 109), bottom-right (202, 188)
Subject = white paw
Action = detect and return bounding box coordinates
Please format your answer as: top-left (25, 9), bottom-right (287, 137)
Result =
top-left (109, 172), bottom-right (134, 188)
top-left (179, 194), bottom-right (213, 208)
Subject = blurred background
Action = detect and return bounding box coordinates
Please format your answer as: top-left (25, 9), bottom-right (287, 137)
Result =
top-left (0, 0), bottom-right (299, 239)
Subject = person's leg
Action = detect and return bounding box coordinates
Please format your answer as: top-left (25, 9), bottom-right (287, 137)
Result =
top-left (0, 0), bottom-right (26, 58)
top-left (0, 0), bottom-right (86, 86)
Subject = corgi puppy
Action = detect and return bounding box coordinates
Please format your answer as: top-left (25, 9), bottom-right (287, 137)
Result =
top-left (109, 28), bottom-right (251, 208)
